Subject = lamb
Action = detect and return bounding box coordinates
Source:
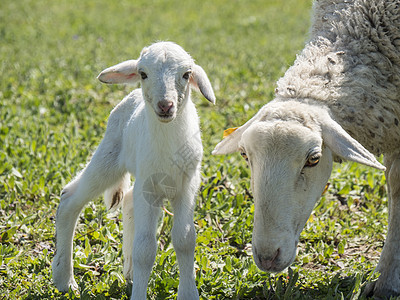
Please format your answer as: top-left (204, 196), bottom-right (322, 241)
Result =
top-left (213, 0), bottom-right (400, 297)
top-left (52, 41), bottom-right (215, 299)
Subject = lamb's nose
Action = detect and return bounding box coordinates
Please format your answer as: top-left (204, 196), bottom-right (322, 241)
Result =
top-left (158, 100), bottom-right (173, 113)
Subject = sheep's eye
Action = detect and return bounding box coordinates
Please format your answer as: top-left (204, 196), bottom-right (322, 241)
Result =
top-left (240, 152), bottom-right (249, 162)
top-left (140, 72), bottom-right (148, 80)
top-left (183, 71), bottom-right (191, 80)
top-left (305, 153), bottom-right (321, 168)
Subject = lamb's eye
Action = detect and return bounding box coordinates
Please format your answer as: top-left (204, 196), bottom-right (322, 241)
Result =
top-left (240, 151), bottom-right (249, 162)
top-left (305, 153), bottom-right (321, 167)
top-left (140, 72), bottom-right (148, 80)
top-left (183, 71), bottom-right (191, 80)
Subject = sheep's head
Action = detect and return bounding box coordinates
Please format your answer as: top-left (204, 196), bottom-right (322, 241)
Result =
top-left (97, 41), bottom-right (215, 123)
top-left (213, 101), bottom-right (385, 273)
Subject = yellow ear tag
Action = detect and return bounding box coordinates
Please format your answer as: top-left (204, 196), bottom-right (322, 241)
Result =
top-left (321, 183), bottom-right (330, 196)
top-left (223, 127), bottom-right (239, 138)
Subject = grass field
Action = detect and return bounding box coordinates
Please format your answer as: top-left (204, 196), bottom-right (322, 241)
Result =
top-left (0, 0), bottom-right (390, 299)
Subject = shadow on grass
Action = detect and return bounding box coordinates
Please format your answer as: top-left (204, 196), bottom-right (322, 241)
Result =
top-left (22, 270), bottom-right (376, 300)
top-left (234, 269), bottom-right (376, 300)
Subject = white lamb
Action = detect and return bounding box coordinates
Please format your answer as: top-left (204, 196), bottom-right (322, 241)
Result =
top-left (52, 41), bottom-right (215, 299)
top-left (213, 0), bottom-right (400, 297)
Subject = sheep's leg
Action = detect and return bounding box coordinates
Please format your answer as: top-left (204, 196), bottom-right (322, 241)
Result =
top-left (122, 187), bottom-right (134, 282)
top-left (130, 184), bottom-right (161, 300)
top-left (52, 140), bottom-right (125, 292)
top-left (366, 154), bottom-right (400, 297)
top-left (171, 182), bottom-right (200, 300)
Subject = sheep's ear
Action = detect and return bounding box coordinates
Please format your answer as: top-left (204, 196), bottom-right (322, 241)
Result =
top-left (97, 60), bottom-right (140, 85)
top-left (212, 126), bottom-right (243, 155)
top-left (322, 118), bottom-right (386, 170)
top-left (212, 105), bottom-right (268, 155)
top-left (190, 64), bottom-right (216, 104)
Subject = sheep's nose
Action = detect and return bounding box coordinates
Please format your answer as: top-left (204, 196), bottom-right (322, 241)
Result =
top-left (158, 100), bottom-right (173, 113)
top-left (257, 248), bottom-right (280, 271)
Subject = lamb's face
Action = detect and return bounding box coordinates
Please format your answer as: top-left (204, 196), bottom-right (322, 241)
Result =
top-left (239, 121), bottom-right (333, 272)
top-left (97, 42), bottom-right (215, 119)
top-left (137, 43), bottom-right (194, 123)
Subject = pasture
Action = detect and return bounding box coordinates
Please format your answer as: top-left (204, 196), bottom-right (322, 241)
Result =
top-left (0, 0), bottom-right (388, 298)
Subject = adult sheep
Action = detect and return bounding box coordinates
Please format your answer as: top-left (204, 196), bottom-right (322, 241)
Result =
top-left (213, 0), bottom-right (400, 297)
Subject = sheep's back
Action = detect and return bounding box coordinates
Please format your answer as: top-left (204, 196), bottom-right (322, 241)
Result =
top-left (276, 0), bottom-right (400, 156)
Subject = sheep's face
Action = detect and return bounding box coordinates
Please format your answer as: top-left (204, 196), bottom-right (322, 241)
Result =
top-left (137, 44), bottom-right (194, 123)
top-left (238, 121), bottom-right (333, 272)
top-left (213, 101), bottom-right (384, 273)
top-left (97, 42), bottom-right (215, 123)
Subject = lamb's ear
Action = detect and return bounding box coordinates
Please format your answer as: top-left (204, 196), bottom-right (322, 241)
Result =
top-left (322, 117), bottom-right (386, 170)
top-left (190, 64), bottom-right (216, 104)
top-left (212, 105), bottom-right (268, 155)
top-left (97, 60), bottom-right (140, 85)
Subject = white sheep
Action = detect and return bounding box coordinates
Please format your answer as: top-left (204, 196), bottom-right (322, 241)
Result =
top-left (213, 0), bottom-right (400, 297)
top-left (52, 41), bottom-right (215, 300)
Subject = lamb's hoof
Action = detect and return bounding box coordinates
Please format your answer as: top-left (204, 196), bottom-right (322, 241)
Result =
top-left (363, 280), bottom-right (400, 299)
top-left (52, 269), bottom-right (79, 293)
top-left (54, 279), bottom-right (79, 294)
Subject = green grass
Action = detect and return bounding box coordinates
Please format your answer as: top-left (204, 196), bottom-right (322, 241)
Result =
top-left (0, 0), bottom-right (390, 298)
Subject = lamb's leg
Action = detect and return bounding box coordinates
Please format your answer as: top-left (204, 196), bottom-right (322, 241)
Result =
top-left (171, 182), bottom-right (200, 300)
top-left (52, 140), bottom-right (125, 292)
top-left (130, 184), bottom-right (161, 300)
top-left (366, 154), bottom-right (400, 298)
top-left (122, 187), bottom-right (134, 282)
